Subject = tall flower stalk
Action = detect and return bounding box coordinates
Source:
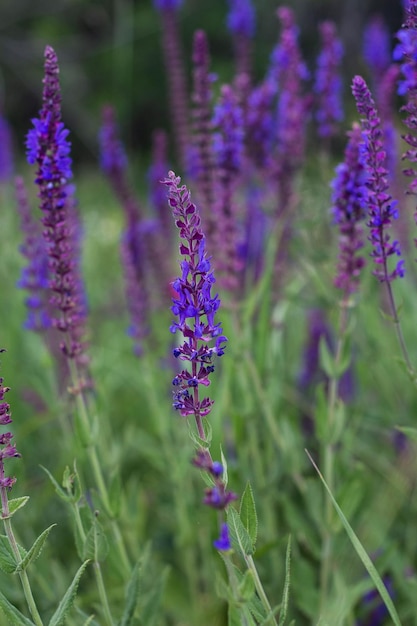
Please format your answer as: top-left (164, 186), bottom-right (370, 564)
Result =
top-left (0, 350), bottom-right (43, 626)
top-left (163, 170), bottom-right (233, 549)
top-left (352, 75), bottom-right (412, 372)
top-left (25, 46), bottom-right (131, 592)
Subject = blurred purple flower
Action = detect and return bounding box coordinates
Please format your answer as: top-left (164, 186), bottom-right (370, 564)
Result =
top-left (226, 0), bottom-right (255, 38)
top-left (15, 176), bottom-right (51, 332)
top-left (331, 123), bottom-right (367, 295)
top-left (152, 0), bottom-right (182, 10)
top-left (352, 75), bottom-right (404, 283)
top-left (0, 351), bottom-right (20, 492)
top-left (99, 104), bottom-right (128, 175)
top-left (245, 81), bottom-right (275, 169)
top-left (363, 15), bottom-right (391, 81)
top-left (0, 113), bottom-right (13, 182)
top-left (314, 21), bottom-right (344, 141)
top-left (25, 46), bottom-right (88, 363)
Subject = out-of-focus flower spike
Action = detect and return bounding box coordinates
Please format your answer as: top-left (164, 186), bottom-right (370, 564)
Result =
top-left (148, 129), bottom-right (172, 241)
top-left (190, 29), bottom-right (216, 236)
top-left (153, 0), bottom-right (189, 168)
top-left (352, 75), bottom-right (404, 283)
top-left (211, 84), bottom-right (245, 294)
top-left (0, 109), bottom-right (13, 183)
top-left (314, 21), bottom-right (344, 144)
top-left (226, 0), bottom-right (256, 78)
top-left (331, 123), bottom-right (367, 296)
top-left (15, 176), bottom-right (52, 332)
top-left (363, 15), bottom-right (392, 83)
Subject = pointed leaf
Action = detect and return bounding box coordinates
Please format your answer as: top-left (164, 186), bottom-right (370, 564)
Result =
top-left (119, 561), bottom-right (140, 626)
top-left (17, 525), bottom-right (56, 572)
top-left (238, 569), bottom-right (255, 602)
top-left (239, 483), bottom-right (258, 550)
top-left (227, 507), bottom-right (254, 557)
top-left (278, 536), bottom-right (291, 626)
top-left (40, 466), bottom-right (72, 503)
top-left (0, 535), bottom-right (26, 574)
top-left (48, 560), bottom-right (90, 626)
top-left (82, 617), bottom-right (95, 626)
top-left (0, 590), bottom-right (36, 626)
top-left (82, 519), bottom-right (108, 562)
top-left (306, 450), bottom-right (402, 626)
top-left (220, 446), bottom-right (228, 489)
top-left (2, 497), bottom-right (30, 520)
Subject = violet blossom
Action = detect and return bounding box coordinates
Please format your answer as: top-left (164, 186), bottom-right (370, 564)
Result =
top-left (352, 75), bottom-right (404, 283)
top-left (163, 171), bottom-right (235, 551)
top-left (226, 0), bottom-right (256, 77)
top-left (0, 351), bottom-right (20, 495)
top-left (0, 112), bottom-right (13, 182)
top-left (25, 46), bottom-right (88, 363)
top-left (331, 123), bottom-right (367, 295)
top-left (363, 15), bottom-right (392, 83)
top-left (314, 21), bottom-right (344, 142)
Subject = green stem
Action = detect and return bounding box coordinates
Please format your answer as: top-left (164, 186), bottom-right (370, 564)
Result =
top-left (2, 516), bottom-right (43, 626)
top-left (244, 554), bottom-right (278, 626)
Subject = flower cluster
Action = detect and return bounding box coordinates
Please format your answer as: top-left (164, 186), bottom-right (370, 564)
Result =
top-left (331, 123), bottom-right (367, 294)
top-left (394, 1), bottom-right (417, 211)
top-left (314, 21), bottom-right (344, 140)
top-left (164, 171), bottom-right (234, 550)
top-left (0, 352), bottom-right (20, 494)
top-left (352, 75), bottom-right (404, 282)
top-left (363, 15), bottom-right (391, 82)
top-left (25, 46), bottom-right (88, 362)
top-left (15, 176), bottom-right (51, 332)
top-left (226, 0), bottom-right (255, 38)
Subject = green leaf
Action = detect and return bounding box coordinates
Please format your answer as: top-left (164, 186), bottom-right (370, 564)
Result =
top-left (0, 590), bottom-right (36, 625)
top-left (220, 445), bottom-right (228, 489)
top-left (82, 617), bottom-right (95, 626)
top-left (40, 466), bottom-right (72, 503)
top-left (138, 566), bottom-right (168, 626)
top-left (278, 536), bottom-right (291, 626)
top-left (238, 570), bottom-right (255, 602)
top-left (227, 507), bottom-right (254, 557)
top-left (108, 471), bottom-right (122, 518)
top-left (82, 518), bottom-right (108, 562)
top-left (0, 535), bottom-right (26, 574)
top-left (119, 561), bottom-right (140, 626)
top-left (2, 497), bottom-right (30, 520)
top-left (16, 525), bottom-right (56, 572)
top-left (319, 337), bottom-right (336, 378)
top-left (48, 560), bottom-right (90, 626)
top-left (188, 417), bottom-right (212, 449)
top-left (306, 450), bottom-right (403, 626)
top-left (74, 409), bottom-right (92, 448)
top-left (396, 426), bottom-right (417, 443)
top-left (239, 483), bottom-right (258, 550)
top-left (228, 604), bottom-right (242, 626)
top-left (62, 463), bottom-right (82, 502)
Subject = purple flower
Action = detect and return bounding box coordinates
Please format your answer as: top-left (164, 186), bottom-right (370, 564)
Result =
top-left (0, 113), bottom-right (13, 182)
top-left (15, 176), bottom-right (52, 332)
top-left (212, 85), bottom-right (244, 174)
top-left (226, 0), bottom-right (255, 38)
top-left (352, 75), bottom-right (404, 283)
top-left (25, 46), bottom-right (88, 363)
top-left (394, 2), bottom-right (417, 221)
top-left (331, 123), bottom-right (367, 294)
top-left (164, 172), bottom-right (227, 418)
top-left (363, 15), bottom-right (392, 81)
top-left (99, 105), bottom-right (128, 175)
top-left (164, 171), bottom-right (237, 547)
top-left (213, 523), bottom-right (232, 551)
top-left (314, 21), bottom-right (344, 140)
top-left (0, 351), bottom-right (20, 492)
top-left (152, 0), bottom-right (182, 10)
top-left (245, 81), bottom-right (275, 169)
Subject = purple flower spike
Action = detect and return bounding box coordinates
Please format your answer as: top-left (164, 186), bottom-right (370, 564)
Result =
top-left (213, 523), bottom-right (232, 551)
top-left (25, 46), bottom-right (88, 363)
top-left (363, 15), bottom-right (391, 81)
top-left (352, 76), bottom-right (404, 283)
top-left (314, 21), bottom-right (344, 141)
top-left (0, 112), bottom-right (13, 182)
top-left (226, 0), bottom-right (255, 38)
top-left (0, 353), bottom-right (20, 494)
top-left (99, 104), bottom-right (128, 175)
top-left (152, 0), bottom-right (182, 10)
top-left (163, 171), bottom-right (227, 419)
top-left (331, 123), bottom-right (367, 295)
